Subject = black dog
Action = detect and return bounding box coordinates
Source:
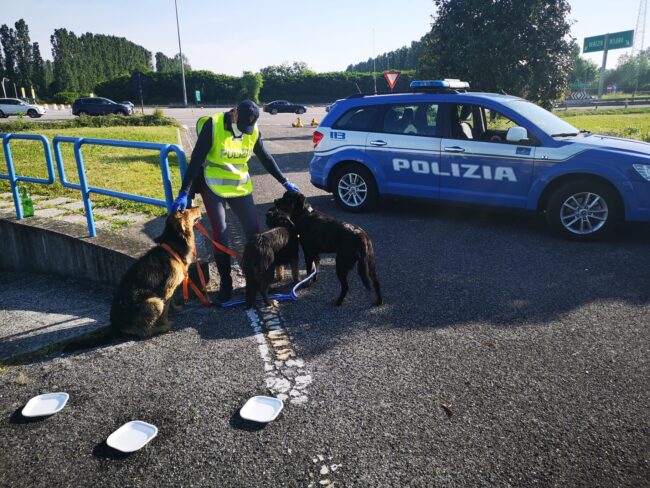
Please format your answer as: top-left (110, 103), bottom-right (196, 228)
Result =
top-left (273, 191), bottom-right (382, 306)
top-left (242, 207), bottom-right (300, 308)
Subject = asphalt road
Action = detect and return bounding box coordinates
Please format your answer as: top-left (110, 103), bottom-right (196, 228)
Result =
top-left (1, 108), bottom-right (649, 487)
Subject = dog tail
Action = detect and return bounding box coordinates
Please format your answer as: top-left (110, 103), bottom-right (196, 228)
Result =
top-left (357, 238), bottom-right (383, 306)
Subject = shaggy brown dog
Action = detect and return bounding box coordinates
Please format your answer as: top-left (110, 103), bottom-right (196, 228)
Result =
top-left (273, 191), bottom-right (382, 306)
top-left (242, 207), bottom-right (300, 308)
top-left (110, 207), bottom-right (202, 337)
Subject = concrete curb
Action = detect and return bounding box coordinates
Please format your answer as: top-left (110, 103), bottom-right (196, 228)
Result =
top-left (0, 214), bottom-right (151, 286)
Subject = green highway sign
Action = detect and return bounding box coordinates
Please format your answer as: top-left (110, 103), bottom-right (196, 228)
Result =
top-left (583, 30), bottom-right (634, 53)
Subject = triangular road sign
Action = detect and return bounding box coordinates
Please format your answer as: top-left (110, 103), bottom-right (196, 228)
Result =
top-left (383, 70), bottom-right (401, 90)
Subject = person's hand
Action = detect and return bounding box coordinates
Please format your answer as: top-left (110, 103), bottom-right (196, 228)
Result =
top-left (283, 180), bottom-right (300, 193)
top-left (171, 190), bottom-right (189, 213)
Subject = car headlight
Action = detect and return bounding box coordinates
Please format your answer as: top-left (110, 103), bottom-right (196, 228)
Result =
top-left (633, 164), bottom-right (650, 181)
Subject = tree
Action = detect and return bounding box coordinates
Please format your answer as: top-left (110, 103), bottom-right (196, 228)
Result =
top-left (605, 51), bottom-right (650, 92)
top-left (31, 42), bottom-right (46, 96)
top-left (347, 39), bottom-right (423, 72)
top-left (569, 42), bottom-right (598, 87)
top-left (155, 51), bottom-right (191, 73)
top-left (237, 71), bottom-right (263, 103)
top-left (51, 28), bottom-right (152, 93)
top-left (14, 19), bottom-right (32, 88)
top-left (0, 24), bottom-right (17, 86)
top-left (418, 0), bottom-right (573, 107)
top-left (260, 61), bottom-right (313, 77)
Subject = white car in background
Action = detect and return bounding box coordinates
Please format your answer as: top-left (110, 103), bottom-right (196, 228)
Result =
top-left (0, 98), bottom-right (46, 118)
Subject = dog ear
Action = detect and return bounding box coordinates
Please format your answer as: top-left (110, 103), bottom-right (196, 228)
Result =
top-left (293, 192), bottom-right (306, 212)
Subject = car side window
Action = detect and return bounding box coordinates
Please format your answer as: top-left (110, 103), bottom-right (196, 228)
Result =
top-left (333, 106), bottom-right (382, 132)
top-left (448, 104), bottom-right (519, 144)
top-left (381, 104), bottom-right (438, 137)
top-left (483, 108), bottom-right (518, 143)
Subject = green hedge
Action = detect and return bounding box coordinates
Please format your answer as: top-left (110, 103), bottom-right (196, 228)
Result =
top-left (0, 113), bottom-right (178, 132)
top-left (94, 70), bottom-right (417, 105)
top-left (95, 70), bottom-right (260, 105)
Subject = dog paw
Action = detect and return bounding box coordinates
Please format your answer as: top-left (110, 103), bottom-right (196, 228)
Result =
top-left (374, 298), bottom-right (384, 306)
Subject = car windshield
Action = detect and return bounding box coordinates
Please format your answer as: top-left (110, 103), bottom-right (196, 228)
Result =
top-left (508, 100), bottom-right (579, 137)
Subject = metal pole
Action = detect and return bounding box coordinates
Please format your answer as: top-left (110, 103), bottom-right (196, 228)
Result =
top-left (174, 0), bottom-right (188, 107)
top-left (13, 82), bottom-right (18, 98)
top-left (597, 34), bottom-right (609, 99)
top-left (372, 28), bottom-right (377, 94)
top-left (1, 78), bottom-right (6, 98)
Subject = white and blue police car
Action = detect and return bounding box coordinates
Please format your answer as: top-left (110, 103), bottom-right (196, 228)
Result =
top-left (310, 79), bottom-right (650, 240)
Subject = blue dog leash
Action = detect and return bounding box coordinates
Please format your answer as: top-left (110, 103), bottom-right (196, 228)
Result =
top-left (219, 269), bottom-right (317, 309)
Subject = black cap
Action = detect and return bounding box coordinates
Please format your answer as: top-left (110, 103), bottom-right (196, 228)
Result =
top-left (236, 100), bottom-right (260, 135)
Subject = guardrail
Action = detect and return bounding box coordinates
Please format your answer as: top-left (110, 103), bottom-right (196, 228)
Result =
top-left (0, 133), bottom-right (56, 219)
top-left (556, 96), bottom-right (650, 109)
top-left (52, 137), bottom-right (187, 237)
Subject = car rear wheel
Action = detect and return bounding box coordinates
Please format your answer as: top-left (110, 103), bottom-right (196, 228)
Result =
top-left (546, 180), bottom-right (622, 241)
top-left (271, 108), bottom-right (278, 115)
top-left (27, 109), bottom-right (39, 118)
top-left (332, 163), bottom-right (379, 213)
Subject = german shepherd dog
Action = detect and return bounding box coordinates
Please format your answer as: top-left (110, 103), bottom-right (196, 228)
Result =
top-left (273, 191), bottom-right (382, 306)
top-left (242, 207), bottom-right (300, 308)
top-left (110, 207), bottom-right (202, 337)
top-left (61, 208), bottom-right (202, 353)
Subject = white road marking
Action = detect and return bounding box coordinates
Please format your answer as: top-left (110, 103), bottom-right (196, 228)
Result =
top-left (245, 305), bottom-right (312, 405)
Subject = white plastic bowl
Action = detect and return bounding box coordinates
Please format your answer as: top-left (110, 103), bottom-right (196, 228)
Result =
top-left (106, 420), bottom-right (158, 453)
top-left (22, 392), bottom-right (69, 417)
top-left (239, 396), bottom-right (284, 423)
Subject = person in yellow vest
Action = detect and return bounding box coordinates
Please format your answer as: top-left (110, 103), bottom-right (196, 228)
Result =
top-left (171, 100), bottom-right (300, 301)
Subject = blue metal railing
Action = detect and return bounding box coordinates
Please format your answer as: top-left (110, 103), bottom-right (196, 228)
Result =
top-left (53, 136), bottom-right (187, 237)
top-left (0, 133), bottom-right (56, 219)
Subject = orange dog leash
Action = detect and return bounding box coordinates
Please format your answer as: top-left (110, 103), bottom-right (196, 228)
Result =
top-left (160, 243), bottom-right (212, 306)
top-left (194, 222), bottom-right (243, 260)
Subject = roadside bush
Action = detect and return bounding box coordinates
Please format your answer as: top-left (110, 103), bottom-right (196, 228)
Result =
top-left (0, 113), bottom-right (178, 132)
top-left (94, 70), bottom-right (418, 105)
top-left (51, 91), bottom-right (84, 104)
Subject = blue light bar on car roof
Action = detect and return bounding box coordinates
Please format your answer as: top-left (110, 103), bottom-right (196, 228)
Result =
top-left (410, 79), bottom-right (470, 89)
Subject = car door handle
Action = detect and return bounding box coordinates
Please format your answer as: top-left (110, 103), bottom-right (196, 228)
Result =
top-left (369, 140), bottom-right (388, 147)
top-left (444, 146), bottom-right (466, 153)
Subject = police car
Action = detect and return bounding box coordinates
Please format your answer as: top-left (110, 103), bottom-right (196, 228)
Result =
top-left (310, 80), bottom-right (650, 240)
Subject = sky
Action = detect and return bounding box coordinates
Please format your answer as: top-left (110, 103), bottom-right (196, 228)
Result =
top-left (3, 0), bottom-right (646, 75)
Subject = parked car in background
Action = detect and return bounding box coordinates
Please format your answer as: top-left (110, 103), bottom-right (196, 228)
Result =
top-left (0, 98), bottom-right (45, 118)
top-left (72, 97), bottom-right (133, 116)
top-left (263, 100), bottom-right (307, 115)
top-left (121, 101), bottom-right (135, 109)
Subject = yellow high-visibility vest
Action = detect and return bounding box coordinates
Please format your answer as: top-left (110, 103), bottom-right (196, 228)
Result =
top-left (198, 113), bottom-right (259, 198)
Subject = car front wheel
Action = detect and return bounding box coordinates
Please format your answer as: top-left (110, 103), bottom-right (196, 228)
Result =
top-left (271, 109), bottom-right (278, 115)
top-left (332, 163), bottom-right (379, 213)
top-left (27, 109), bottom-right (39, 118)
top-left (296, 108), bottom-right (305, 114)
top-left (546, 180), bottom-right (622, 241)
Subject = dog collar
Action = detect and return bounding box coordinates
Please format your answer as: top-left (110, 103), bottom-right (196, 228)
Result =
top-left (306, 205), bottom-right (314, 213)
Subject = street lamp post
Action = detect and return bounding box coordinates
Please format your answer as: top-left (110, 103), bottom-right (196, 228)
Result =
top-left (174, 0), bottom-right (188, 107)
top-left (1, 78), bottom-right (8, 98)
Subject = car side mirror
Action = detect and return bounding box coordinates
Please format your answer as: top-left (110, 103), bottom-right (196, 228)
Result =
top-left (506, 126), bottom-right (529, 143)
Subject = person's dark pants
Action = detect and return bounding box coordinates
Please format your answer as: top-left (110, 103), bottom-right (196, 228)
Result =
top-left (200, 187), bottom-right (260, 294)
